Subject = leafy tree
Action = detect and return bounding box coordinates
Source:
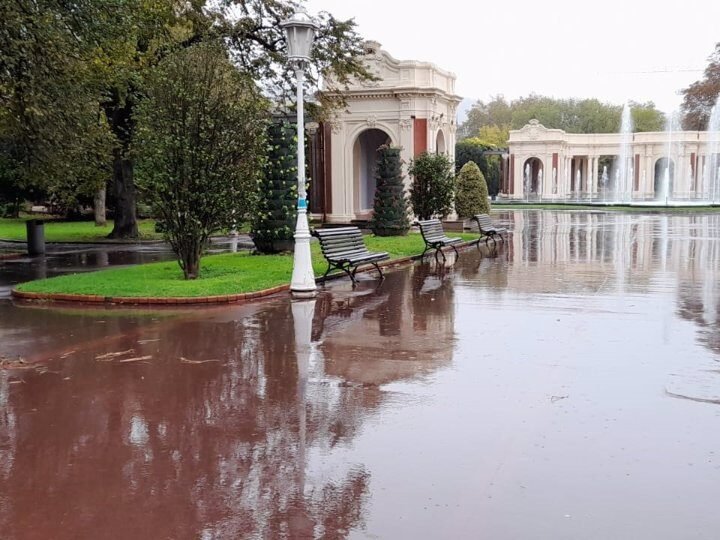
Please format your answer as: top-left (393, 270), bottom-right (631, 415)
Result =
top-left (370, 146), bottom-right (410, 236)
top-left (459, 95), bottom-right (511, 139)
top-left (454, 140), bottom-right (500, 197)
top-left (220, 1), bottom-right (375, 116)
top-left (135, 42), bottom-right (268, 279)
top-left (681, 43), bottom-right (720, 130)
top-left (630, 101), bottom-right (666, 132)
top-left (0, 0), bottom-right (114, 217)
top-left (251, 119), bottom-right (297, 253)
top-left (475, 125), bottom-right (509, 147)
top-left (461, 95), bottom-right (665, 136)
top-left (454, 161), bottom-right (490, 218)
top-left (408, 152), bottom-right (454, 220)
top-left (105, 0), bottom-right (375, 239)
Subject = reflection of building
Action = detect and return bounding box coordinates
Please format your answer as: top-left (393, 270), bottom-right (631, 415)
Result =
top-left (505, 121), bottom-right (720, 200)
top-left (316, 267), bottom-right (456, 385)
top-left (309, 41), bottom-right (461, 223)
top-left (499, 211), bottom-right (720, 298)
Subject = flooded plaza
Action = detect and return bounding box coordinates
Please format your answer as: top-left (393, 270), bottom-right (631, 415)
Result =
top-left (2, 210), bottom-right (720, 539)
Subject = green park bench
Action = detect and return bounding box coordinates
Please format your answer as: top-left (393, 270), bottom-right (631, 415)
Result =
top-left (312, 227), bottom-right (389, 285)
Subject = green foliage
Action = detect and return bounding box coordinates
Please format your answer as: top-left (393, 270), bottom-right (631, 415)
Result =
top-left (135, 42), bottom-right (268, 279)
top-left (220, 1), bottom-right (376, 119)
top-left (16, 232), bottom-right (478, 298)
top-left (454, 140), bottom-right (500, 197)
top-left (370, 146), bottom-right (410, 236)
top-left (0, 0), bottom-right (115, 216)
top-left (0, 218), bottom-right (159, 242)
top-left (251, 120), bottom-right (298, 253)
top-left (454, 161), bottom-right (490, 218)
top-left (475, 125), bottom-right (509, 147)
top-left (461, 95), bottom-right (665, 137)
top-left (681, 42), bottom-right (720, 130)
top-left (408, 152), bottom-right (455, 220)
top-left (0, 0), bottom-right (374, 238)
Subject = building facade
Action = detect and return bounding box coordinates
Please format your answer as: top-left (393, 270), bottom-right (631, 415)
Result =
top-left (504, 120), bottom-right (720, 202)
top-left (308, 41), bottom-right (462, 223)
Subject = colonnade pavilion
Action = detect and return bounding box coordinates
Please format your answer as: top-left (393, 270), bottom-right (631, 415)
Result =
top-left (504, 120), bottom-right (720, 202)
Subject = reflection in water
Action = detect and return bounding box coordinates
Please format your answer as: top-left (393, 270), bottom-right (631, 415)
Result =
top-left (4, 211), bottom-right (720, 538)
top-left (0, 264), bottom-right (456, 539)
top-left (484, 211), bottom-right (720, 404)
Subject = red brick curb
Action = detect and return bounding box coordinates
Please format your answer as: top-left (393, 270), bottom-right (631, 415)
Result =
top-left (10, 241), bottom-right (478, 307)
top-left (0, 252), bottom-right (23, 261)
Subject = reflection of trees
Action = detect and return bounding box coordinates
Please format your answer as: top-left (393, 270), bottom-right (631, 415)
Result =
top-left (0, 299), bottom-right (370, 539)
top-left (2, 258), bottom-right (460, 537)
top-left (318, 267), bottom-right (456, 386)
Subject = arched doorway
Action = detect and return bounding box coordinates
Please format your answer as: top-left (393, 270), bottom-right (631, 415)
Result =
top-left (436, 130), bottom-right (446, 154)
top-left (654, 158), bottom-right (675, 200)
top-left (522, 157), bottom-right (543, 197)
top-left (353, 128), bottom-right (391, 214)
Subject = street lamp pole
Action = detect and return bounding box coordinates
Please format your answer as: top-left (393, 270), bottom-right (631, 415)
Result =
top-left (281, 9), bottom-right (319, 298)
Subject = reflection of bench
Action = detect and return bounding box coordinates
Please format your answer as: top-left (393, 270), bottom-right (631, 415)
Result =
top-left (472, 214), bottom-right (507, 245)
top-left (417, 219), bottom-right (462, 261)
top-left (312, 227), bottom-right (389, 285)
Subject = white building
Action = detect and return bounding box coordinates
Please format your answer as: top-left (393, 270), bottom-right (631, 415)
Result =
top-left (309, 41), bottom-right (461, 223)
top-left (505, 120), bottom-right (720, 202)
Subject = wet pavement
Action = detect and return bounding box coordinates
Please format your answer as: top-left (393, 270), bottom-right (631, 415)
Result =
top-left (2, 210), bottom-right (720, 539)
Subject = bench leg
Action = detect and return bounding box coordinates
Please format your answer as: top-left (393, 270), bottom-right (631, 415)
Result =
top-left (421, 246), bottom-right (431, 260)
top-left (451, 244), bottom-right (459, 258)
top-left (372, 261), bottom-right (385, 280)
top-left (345, 264), bottom-right (357, 285)
top-left (323, 262), bottom-right (334, 280)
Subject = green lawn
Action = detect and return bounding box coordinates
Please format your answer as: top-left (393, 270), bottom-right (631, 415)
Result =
top-left (16, 231), bottom-right (478, 298)
top-left (0, 218), bottom-right (161, 242)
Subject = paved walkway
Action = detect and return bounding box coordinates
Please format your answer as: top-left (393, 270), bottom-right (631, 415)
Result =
top-left (2, 211), bottom-right (720, 539)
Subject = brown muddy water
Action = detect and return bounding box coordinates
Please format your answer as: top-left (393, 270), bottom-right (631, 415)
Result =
top-left (2, 210), bottom-right (720, 539)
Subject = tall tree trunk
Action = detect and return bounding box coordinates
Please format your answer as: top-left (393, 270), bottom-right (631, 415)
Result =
top-left (181, 248), bottom-right (201, 280)
top-left (103, 88), bottom-right (139, 239)
top-left (94, 186), bottom-right (106, 226)
top-left (108, 150), bottom-right (138, 239)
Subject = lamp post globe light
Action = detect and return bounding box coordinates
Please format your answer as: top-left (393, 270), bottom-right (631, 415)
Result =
top-left (281, 9), bottom-right (320, 298)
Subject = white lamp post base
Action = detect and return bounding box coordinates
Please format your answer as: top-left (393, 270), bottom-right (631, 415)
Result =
top-left (290, 206), bottom-right (317, 297)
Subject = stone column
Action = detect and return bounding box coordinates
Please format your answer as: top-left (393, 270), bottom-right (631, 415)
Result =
top-left (585, 157), bottom-right (592, 194)
top-left (645, 152), bottom-right (654, 196)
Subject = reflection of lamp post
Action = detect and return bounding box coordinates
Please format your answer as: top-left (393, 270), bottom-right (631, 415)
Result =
top-left (281, 9), bottom-right (319, 298)
top-left (291, 298), bottom-right (317, 508)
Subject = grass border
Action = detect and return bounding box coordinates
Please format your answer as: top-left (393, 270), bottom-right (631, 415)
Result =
top-left (11, 240), bottom-right (482, 307)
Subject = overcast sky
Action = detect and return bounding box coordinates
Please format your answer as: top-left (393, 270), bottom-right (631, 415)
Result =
top-left (305, 0), bottom-right (720, 115)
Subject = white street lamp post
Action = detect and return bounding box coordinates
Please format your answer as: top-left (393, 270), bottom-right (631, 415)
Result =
top-left (281, 9), bottom-right (319, 298)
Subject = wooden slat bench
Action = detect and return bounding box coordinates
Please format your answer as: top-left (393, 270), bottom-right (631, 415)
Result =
top-left (417, 219), bottom-right (463, 262)
top-left (312, 227), bottom-right (389, 285)
top-left (471, 214), bottom-right (507, 245)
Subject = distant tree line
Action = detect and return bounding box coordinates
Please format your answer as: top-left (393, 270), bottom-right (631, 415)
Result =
top-left (459, 96), bottom-right (666, 144)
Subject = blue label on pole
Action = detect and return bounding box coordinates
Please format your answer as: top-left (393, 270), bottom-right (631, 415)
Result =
top-left (298, 198), bottom-right (307, 209)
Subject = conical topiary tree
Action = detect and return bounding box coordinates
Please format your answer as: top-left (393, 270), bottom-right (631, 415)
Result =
top-left (370, 145), bottom-right (410, 236)
top-left (251, 120), bottom-right (297, 253)
top-left (454, 160), bottom-right (491, 218)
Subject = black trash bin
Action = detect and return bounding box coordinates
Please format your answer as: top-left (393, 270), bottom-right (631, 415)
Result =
top-left (26, 219), bottom-right (46, 256)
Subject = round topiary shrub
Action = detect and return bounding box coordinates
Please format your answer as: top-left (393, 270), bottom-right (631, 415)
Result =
top-left (454, 160), bottom-right (490, 218)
